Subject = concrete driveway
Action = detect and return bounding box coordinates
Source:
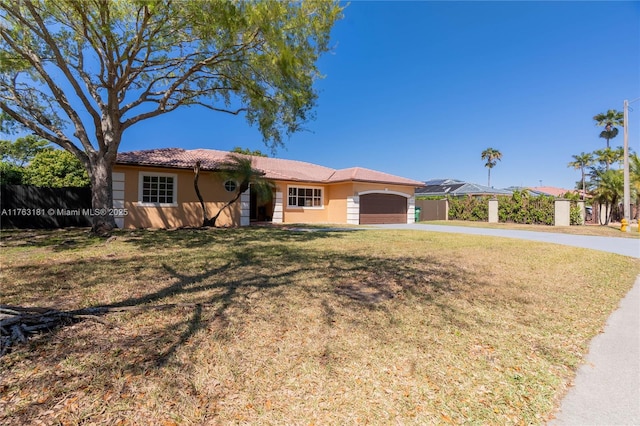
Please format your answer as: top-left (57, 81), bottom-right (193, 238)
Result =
top-left (370, 223), bottom-right (640, 258)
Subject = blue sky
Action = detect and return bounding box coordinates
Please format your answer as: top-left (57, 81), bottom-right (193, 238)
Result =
top-left (123, 0), bottom-right (640, 190)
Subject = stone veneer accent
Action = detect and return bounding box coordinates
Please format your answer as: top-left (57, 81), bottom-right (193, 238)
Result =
top-left (347, 195), bottom-right (359, 225)
top-left (112, 172), bottom-right (125, 229)
top-left (240, 188), bottom-right (250, 226)
top-left (272, 191), bottom-right (283, 223)
top-left (407, 196), bottom-right (416, 224)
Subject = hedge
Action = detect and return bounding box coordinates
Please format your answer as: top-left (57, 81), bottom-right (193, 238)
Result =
top-left (447, 190), bottom-right (583, 225)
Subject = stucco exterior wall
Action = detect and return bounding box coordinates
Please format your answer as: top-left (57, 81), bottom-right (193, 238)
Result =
top-left (351, 182), bottom-right (415, 196)
top-left (113, 166), bottom-right (419, 228)
top-left (326, 183), bottom-right (352, 223)
top-left (275, 181), bottom-right (329, 223)
top-left (276, 181), bottom-right (417, 225)
top-left (113, 165), bottom-right (240, 229)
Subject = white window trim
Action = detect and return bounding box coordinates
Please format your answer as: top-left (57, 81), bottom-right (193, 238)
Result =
top-left (224, 179), bottom-right (238, 193)
top-left (137, 171), bottom-right (178, 207)
top-left (287, 185), bottom-right (324, 209)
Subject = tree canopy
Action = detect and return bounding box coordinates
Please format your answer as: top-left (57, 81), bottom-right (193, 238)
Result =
top-left (593, 109), bottom-right (624, 149)
top-left (231, 146), bottom-right (268, 157)
top-left (0, 134), bottom-right (50, 166)
top-left (0, 136), bottom-right (90, 186)
top-left (1, 0), bottom-right (342, 233)
top-left (568, 152), bottom-right (593, 200)
top-left (24, 149), bottom-right (90, 187)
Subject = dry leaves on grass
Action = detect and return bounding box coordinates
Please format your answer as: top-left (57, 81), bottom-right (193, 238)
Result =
top-left (1, 227), bottom-right (638, 425)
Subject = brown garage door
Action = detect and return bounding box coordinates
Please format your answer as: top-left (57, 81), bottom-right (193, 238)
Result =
top-left (359, 193), bottom-right (407, 224)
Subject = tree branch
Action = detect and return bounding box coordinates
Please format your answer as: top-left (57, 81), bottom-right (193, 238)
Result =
top-left (0, 302), bottom-right (220, 357)
top-left (23, 0), bottom-right (103, 150)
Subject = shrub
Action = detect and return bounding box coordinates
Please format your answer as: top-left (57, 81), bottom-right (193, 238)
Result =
top-left (494, 191), bottom-right (554, 225)
top-left (0, 161), bottom-right (25, 184)
top-left (448, 196), bottom-right (489, 221)
top-left (570, 203), bottom-right (583, 225)
top-left (24, 150), bottom-right (89, 187)
top-left (448, 191), bottom-right (558, 225)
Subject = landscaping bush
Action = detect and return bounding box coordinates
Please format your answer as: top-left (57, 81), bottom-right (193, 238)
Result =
top-left (570, 202), bottom-right (583, 225)
top-left (497, 190), bottom-right (555, 225)
top-left (448, 196), bottom-right (489, 221)
top-left (447, 190), bottom-right (559, 225)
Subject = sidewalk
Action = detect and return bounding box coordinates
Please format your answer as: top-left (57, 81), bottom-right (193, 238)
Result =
top-left (548, 275), bottom-right (640, 425)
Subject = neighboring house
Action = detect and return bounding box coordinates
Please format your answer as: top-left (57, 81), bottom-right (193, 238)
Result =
top-left (524, 186), bottom-right (579, 198)
top-left (112, 148), bottom-right (424, 229)
top-left (415, 178), bottom-right (512, 197)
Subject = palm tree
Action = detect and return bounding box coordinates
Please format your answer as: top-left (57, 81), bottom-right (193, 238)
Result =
top-left (481, 147), bottom-right (502, 187)
top-left (594, 147), bottom-right (623, 171)
top-left (568, 152), bottom-right (594, 200)
top-left (593, 109), bottom-right (624, 148)
top-left (598, 128), bottom-right (619, 148)
top-left (591, 169), bottom-right (623, 225)
top-left (194, 154), bottom-right (275, 227)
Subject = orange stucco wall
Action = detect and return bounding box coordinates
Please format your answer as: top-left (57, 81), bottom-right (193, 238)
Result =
top-left (276, 181), bottom-right (416, 224)
top-left (114, 165), bottom-right (240, 229)
top-left (351, 182), bottom-right (416, 195)
top-left (114, 165), bottom-right (418, 228)
top-left (275, 181), bottom-right (329, 223)
top-left (326, 183), bottom-right (352, 223)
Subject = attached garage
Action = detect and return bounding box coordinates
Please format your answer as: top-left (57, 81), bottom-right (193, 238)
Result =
top-left (116, 148), bottom-right (424, 228)
top-left (359, 193), bottom-right (408, 224)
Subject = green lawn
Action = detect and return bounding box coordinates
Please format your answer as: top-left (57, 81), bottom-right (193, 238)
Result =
top-left (1, 227), bottom-right (639, 425)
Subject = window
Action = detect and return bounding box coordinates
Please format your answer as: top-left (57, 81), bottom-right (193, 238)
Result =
top-left (288, 186), bottom-right (323, 208)
top-left (139, 173), bottom-right (177, 205)
top-left (224, 180), bottom-right (237, 192)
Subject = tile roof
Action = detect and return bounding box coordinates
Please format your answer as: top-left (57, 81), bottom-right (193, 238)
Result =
top-left (526, 186), bottom-right (575, 197)
top-left (416, 179), bottom-right (512, 196)
top-left (116, 148), bottom-right (423, 187)
top-left (117, 148), bottom-right (220, 170)
top-left (327, 167), bottom-right (423, 185)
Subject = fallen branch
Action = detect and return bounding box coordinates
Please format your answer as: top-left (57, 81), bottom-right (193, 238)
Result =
top-left (0, 303), bottom-right (218, 357)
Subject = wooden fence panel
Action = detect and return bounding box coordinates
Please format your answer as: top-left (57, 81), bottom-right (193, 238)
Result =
top-left (415, 199), bottom-right (448, 221)
top-left (0, 185), bottom-right (92, 229)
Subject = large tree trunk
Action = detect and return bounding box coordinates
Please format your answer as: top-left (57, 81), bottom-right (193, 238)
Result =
top-left (210, 182), bottom-right (249, 227)
top-left (89, 155), bottom-right (117, 235)
top-left (600, 203), bottom-right (611, 225)
top-left (193, 161), bottom-right (214, 227)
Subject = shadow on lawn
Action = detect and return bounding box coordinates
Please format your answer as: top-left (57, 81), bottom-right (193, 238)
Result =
top-left (118, 246), bottom-right (481, 367)
top-left (121, 225), bottom-right (360, 251)
top-left (0, 227), bottom-right (103, 252)
top-left (2, 227), bottom-right (495, 423)
top-left (0, 229), bottom-right (482, 369)
top-left (1, 227), bottom-right (356, 357)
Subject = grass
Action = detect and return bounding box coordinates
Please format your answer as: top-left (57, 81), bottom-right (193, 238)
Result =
top-left (1, 226), bottom-right (639, 425)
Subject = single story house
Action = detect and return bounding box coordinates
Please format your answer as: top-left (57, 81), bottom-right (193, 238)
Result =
top-left (415, 178), bottom-right (513, 197)
top-left (112, 148), bottom-right (424, 229)
top-left (523, 186), bottom-right (582, 198)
